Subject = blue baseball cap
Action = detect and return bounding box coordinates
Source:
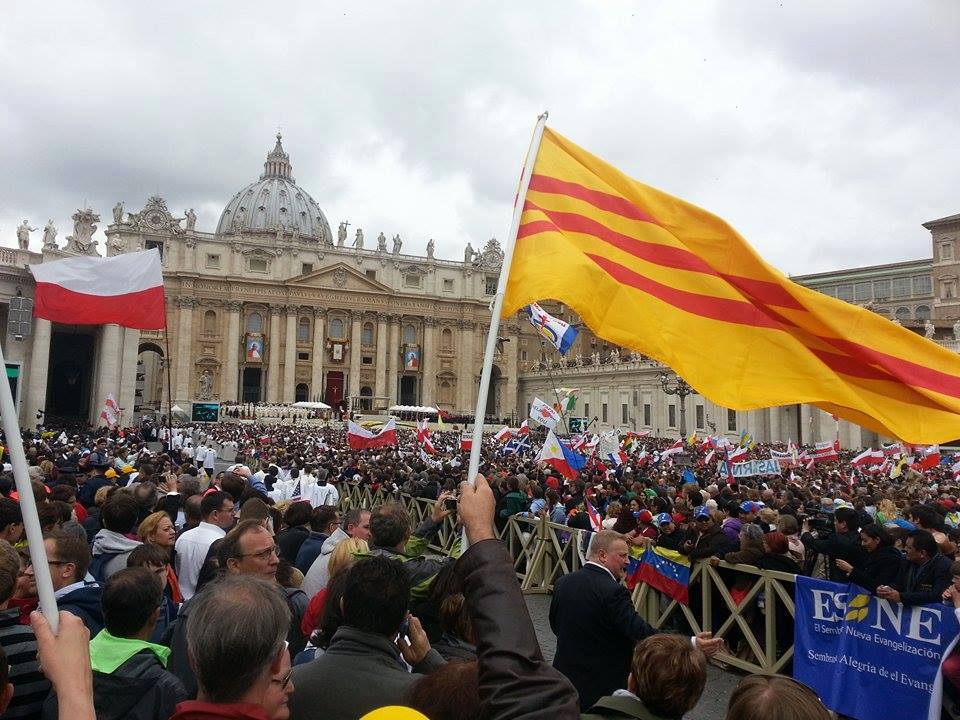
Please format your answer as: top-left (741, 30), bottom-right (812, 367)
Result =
top-left (739, 501), bottom-right (758, 513)
top-left (694, 507), bottom-right (711, 520)
top-left (656, 512), bottom-right (673, 526)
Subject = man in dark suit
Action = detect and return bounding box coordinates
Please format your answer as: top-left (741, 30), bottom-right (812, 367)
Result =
top-left (549, 529), bottom-right (722, 710)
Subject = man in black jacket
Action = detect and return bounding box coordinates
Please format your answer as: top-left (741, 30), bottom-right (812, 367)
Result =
top-left (682, 507), bottom-right (729, 559)
top-left (877, 529), bottom-right (952, 606)
top-left (550, 529), bottom-right (721, 710)
top-left (801, 506), bottom-right (865, 582)
top-left (42, 567), bottom-right (186, 720)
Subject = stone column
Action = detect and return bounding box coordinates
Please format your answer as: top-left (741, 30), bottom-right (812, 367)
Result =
top-left (348, 311), bottom-right (362, 402)
top-left (386, 314), bottom-right (401, 404)
top-left (174, 299), bottom-right (195, 402)
top-left (768, 405), bottom-right (782, 443)
top-left (310, 309), bottom-right (325, 402)
top-left (421, 317), bottom-right (436, 406)
top-left (26, 318), bottom-right (51, 425)
top-left (800, 404), bottom-right (814, 445)
top-left (117, 327), bottom-right (139, 423)
top-left (223, 301), bottom-right (242, 402)
top-left (267, 305), bottom-right (283, 403)
top-left (283, 305), bottom-right (298, 403)
top-left (95, 324), bottom-right (122, 424)
top-left (504, 322), bottom-right (520, 423)
top-left (374, 313), bottom-right (388, 402)
top-left (458, 320), bottom-right (475, 412)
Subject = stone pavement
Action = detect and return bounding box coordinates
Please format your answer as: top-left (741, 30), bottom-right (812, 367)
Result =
top-left (524, 594), bottom-right (740, 720)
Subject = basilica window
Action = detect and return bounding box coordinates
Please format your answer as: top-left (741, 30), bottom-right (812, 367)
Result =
top-left (441, 328), bottom-right (453, 351)
top-left (301, 263), bottom-right (313, 275)
top-left (404, 274), bottom-right (421, 288)
top-left (362, 323), bottom-right (374, 346)
top-left (668, 405), bottom-right (677, 428)
top-left (203, 310), bottom-right (217, 335)
top-left (443, 278), bottom-right (454, 292)
top-left (298, 317), bottom-right (310, 342)
top-left (913, 275), bottom-right (932, 295)
top-left (330, 318), bottom-right (345, 339)
top-left (915, 305), bottom-right (931, 321)
top-left (206, 254), bottom-right (221, 269)
top-left (942, 243), bottom-right (954, 261)
top-left (943, 279), bottom-right (958, 300)
top-left (727, 409), bottom-right (737, 432)
top-left (247, 313), bottom-right (263, 333)
top-left (365, 270), bottom-right (377, 281)
top-left (248, 257), bottom-right (268, 273)
top-left (891, 277), bottom-right (911, 298)
top-left (854, 282), bottom-right (871, 302)
top-left (485, 276), bottom-right (498, 295)
top-left (873, 279), bottom-right (891, 301)
top-left (895, 306), bottom-right (911, 321)
top-left (836, 284), bottom-right (854, 302)
top-left (403, 324), bottom-right (416, 344)
top-left (695, 405), bottom-right (705, 430)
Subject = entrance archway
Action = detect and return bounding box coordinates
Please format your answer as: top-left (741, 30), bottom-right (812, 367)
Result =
top-left (47, 330), bottom-right (95, 421)
top-left (325, 371), bottom-right (345, 410)
top-left (295, 383), bottom-right (309, 403)
top-left (399, 376), bottom-right (418, 406)
top-left (484, 365), bottom-right (502, 418)
top-left (359, 386), bottom-right (373, 412)
top-left (136, 341), bottom-right (165, 419)
top-left (242, 367), bottom-right (263, 402)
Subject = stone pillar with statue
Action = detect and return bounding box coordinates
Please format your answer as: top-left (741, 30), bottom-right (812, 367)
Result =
top-left (311, 309), bottom-right (325, 403)
top-left (374, 313), bottom-right (388, 401)
top-left (267, 305), bottom-right (283, 403)
top-left (174, 299), bottom-right (196, 402)
top-left (223, 301), bottom-right (243, 402)
top-left (421, 317), bottom-right (436, 406)
top-left (26, 318), bottom-right (52, 427)
top-left (348, 311), bottom-right (362, 402)
top-left (283, 306), bottom-right (298, 404)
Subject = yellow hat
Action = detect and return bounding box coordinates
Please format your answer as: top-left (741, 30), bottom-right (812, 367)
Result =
top-left (104, 468), bottom-right (118, 479)
top-left (121, 465), bottom-right (135, 473)
top-left (359, 708), bottom-right (428, 720)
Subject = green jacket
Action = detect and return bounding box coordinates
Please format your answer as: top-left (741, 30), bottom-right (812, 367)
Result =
top-left (581, 694), bottom-right (680, 720)
top-left (498, 491), bottom-right (528, 518)
top-left (89, 629), bottom-right (171, 673)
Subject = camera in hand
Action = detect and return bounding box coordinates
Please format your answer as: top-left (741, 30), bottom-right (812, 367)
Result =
top-left (444, 497), bottom-right (458, 512)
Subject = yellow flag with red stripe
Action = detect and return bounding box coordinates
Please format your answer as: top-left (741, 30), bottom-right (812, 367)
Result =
top-left (503, 127), bottom-right (960, 444)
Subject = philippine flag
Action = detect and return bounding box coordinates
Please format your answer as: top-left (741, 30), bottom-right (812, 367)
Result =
top-left (31, 248), bottom-right (166, 329)
top-left (536, 429), bottom-right (586, 479)
top-left (525, 303), bottom-right (579, 355)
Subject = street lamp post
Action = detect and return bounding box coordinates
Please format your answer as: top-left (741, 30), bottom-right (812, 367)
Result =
top-left (659, 372), bottom-right (694, 437)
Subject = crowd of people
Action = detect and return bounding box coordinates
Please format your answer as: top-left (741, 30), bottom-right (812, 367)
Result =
top-left (2, 416), bottom-right (949, 719)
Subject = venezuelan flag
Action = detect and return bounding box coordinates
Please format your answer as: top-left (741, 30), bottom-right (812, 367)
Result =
top-left (636, 546), bottom-right (691, 605)
top-left (503, 127), bottom-right (960, 444)
top-left (624, 545), bottom-right (644, 591)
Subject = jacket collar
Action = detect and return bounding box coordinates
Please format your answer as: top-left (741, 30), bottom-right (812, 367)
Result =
top-left (588, 694), bottom-right (680, 720)
top-left (328, 625), bottom-right (406, 668)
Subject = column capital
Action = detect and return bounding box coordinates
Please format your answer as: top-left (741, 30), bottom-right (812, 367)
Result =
top-left (376, 312), bottom-right (389, 323)
top-left (176, 297), bottom-right (198, 309)
top-left (458, 319), bottom-right (475, 330)
top-left (269, 303), bottom-right (284, 316)
top-left (313, 307), bottom-right (327, 319)
top-left (388, 313), bottom-right (403, 325)
top-left (225, 300), bottom-right (243, 312)
top-left (282, 304), bottom-right (301, 315)
top-left (423, 316), bottom-right (438, 327)
top-left (504, 322), bottom-right (520, 335)
top-left (350, 310), bottom-right (364, 321)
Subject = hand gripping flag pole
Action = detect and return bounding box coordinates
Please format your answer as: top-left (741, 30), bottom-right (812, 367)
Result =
top-left (0, 341), bottom-right (60, 632)
top-left (464, 111), bottom-right (549, 547)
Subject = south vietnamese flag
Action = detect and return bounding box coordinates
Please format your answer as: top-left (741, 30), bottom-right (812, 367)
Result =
top-left (31, 248), bottom-right (166, 329)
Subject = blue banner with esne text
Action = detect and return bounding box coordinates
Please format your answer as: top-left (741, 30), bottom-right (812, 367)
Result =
top-left (794, 576), bottom-right (960, 720)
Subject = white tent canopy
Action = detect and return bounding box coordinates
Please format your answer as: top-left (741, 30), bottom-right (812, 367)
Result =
top-left (292, 401), bottom-right (331, 410)
top-left (388, 405), bottom-right (438, 414)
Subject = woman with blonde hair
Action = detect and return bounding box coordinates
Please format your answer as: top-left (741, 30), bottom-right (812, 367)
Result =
top-left (298, 538), bottom-right (368, 653)
top-left (138, 510), bottom-right (183, 604)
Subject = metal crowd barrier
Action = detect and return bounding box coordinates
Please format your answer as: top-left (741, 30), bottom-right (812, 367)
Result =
top-left (337, 483), bottom-right (796, 675)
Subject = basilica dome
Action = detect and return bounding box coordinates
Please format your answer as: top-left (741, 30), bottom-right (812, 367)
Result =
top-left (216, 133), bottom-right (332, 243)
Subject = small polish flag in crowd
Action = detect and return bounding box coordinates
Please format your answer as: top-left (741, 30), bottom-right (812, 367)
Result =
top-left (99, 394), bottom-right (120, 428)
top-left (459, 435), bottom-right (473, 452)
top-left (812, 441), bottom-right (839, 463)
top-left (30, 248), bottom-right (166, 329)
top-left (415, 419), bottom-right (436, 455)
top-left (913, 445), bottom-right (941, 471)
top-left (851, 448), bottom-right (884, 467)
top-left (346, 418), bottom-right (397, 450)
top-left (494, 426), bottom-right (514, 443)
top-left (727, 445), bottom-right (749, 463)
top-left (517, 419), bottom-right (530, 436)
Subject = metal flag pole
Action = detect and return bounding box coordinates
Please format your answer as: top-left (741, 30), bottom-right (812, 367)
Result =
top-left (464, 111), bottom-right (549, 544)
top-left (0, 341), bottom-right (60, 632)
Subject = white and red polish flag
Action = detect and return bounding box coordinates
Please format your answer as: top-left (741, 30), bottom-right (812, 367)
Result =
top-left (30, 249), bottom-right (166, 329)
top-left (347, 418), bottom-right (397, 450)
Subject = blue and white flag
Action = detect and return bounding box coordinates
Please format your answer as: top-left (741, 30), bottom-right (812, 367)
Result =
top-left (502, 435), bottom-right (531, 456)
top-left (525, 303), bottom-right (579, 355)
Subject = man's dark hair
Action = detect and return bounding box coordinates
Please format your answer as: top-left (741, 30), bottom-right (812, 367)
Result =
top-left (908, 504), bottom-right (941, 531)
top-left (283, 501), bottom-right (313, 528)
top-left (908, 529), bottom-right (939, 559)
top-left (370, 504), bottom-right (410, 548)
top-left (102, 493), bottom-right (140, 533)
top-left (102, 567), bottom-right (163, 637)
top-left (200, 491), bottom-right (230, 519)
top-left (0, 499), bottom-right (23, 534)
top-left (127, 543), bottom-right (169, 568)
top-left (311, 506), bottom-right (339, 533)
top-left (48, 485), bottom-right (76, 505)
top-left (219, 473), bottom-right (247, 503)
top-left (47, 531), bottom-right (92, 581)
top-left (834, 507), bottom-right (859, 530)
top-left (341, 556), bottom-right (410, 637)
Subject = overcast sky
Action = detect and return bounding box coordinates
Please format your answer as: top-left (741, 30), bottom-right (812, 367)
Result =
top-left (1, 1), bottom-right (958, 275)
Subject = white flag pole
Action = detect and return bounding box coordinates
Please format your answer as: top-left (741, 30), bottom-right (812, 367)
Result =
top-left (0, 341), bottom-right (60, 633)
top-left (464, 111), bottom-right (548, 540)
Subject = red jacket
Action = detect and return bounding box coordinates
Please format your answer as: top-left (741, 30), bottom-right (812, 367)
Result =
top-left (171, 701), bottom-right (271, 720)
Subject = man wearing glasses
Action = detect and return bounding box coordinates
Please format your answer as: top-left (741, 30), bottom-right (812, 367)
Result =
top-left (23, 532), bottom-right (103, 635)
